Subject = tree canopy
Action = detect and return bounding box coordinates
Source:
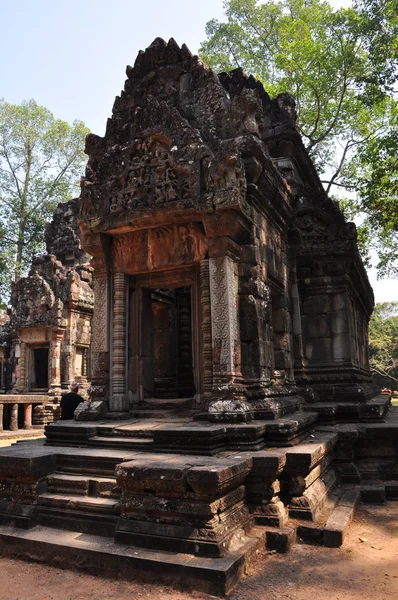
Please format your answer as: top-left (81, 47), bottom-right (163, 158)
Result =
top-left (368, 302), bottom-right (398, 390)
top-left (0, 99), bottom-right (89, 305)
top-left (200, 0), bottom-right (398, 275)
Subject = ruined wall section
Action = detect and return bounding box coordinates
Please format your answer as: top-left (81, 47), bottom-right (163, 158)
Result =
top-left (5, 200), bottom-right (94, 399)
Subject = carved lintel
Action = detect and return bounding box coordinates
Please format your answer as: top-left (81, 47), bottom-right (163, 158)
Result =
top-left (112, 224), bottom-right (208, 274)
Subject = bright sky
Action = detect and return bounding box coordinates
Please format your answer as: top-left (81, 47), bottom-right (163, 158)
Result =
top-left (1, 0), bottom-right (396, 303)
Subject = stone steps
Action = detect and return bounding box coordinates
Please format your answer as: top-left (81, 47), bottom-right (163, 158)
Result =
top-left (47, 472), bottom-right (119, 498)
top-left (55, 450), bottom-right (137, 477)
top-left (46, 411), bottom-right (319, 453)
top-left (261, 412), bottom-right (319, 446)
top-left (302, 395), bottom-right (389, 423)
top-left (295, 488), bottom-right (360, 547)
top-left (0, 524), bottom-right (262, 596)
top-left (248, 431), bottom-right (339, 527)
top-left (37, 492), bottom-right (120, 537)
top-left (88, 436), bottom-right (155, 450)
top-left (350, 480), bottom-right (398, 504)
top-left (38, 492), bottom-right (120, 513)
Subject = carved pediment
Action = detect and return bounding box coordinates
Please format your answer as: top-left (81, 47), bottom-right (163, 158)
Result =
top-left (109, 135), bottom-right (198, 215)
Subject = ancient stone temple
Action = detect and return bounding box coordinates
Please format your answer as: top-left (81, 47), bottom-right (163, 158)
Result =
top-left (77, 37), bottom-right (380, 425)
top-left (0, 199), bottom-right (94, 430)
top-left (0, 39), bottom-right (395, 595)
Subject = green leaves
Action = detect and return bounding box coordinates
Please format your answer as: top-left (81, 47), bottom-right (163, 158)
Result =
top-left (200, 0), bottom-right (398, 275)
top-left (369, 302), bottom-right (398, 389)
top-left (0, 99), bottom-right (89, 304)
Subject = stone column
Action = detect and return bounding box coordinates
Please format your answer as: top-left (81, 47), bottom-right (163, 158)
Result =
top-left (48, 330), bottom-right (64, 397)
top-left (16, 342), bottom-right (27, 393)
top-left (23, 404), bottom-right (32, 429)
top-left (110, 272), bottom-right (129, 412)
top-left (208, 240), bottom-right (250, 422)
top-left (10, 403), bottom-right (18, 431)
top-left (0, 404), bottom-right (3, 431)
top-left (209, 255), bottom-right (238, 385)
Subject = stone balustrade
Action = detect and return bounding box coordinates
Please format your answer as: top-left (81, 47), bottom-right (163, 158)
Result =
top-left (0, 395), bottom-right (50, 431)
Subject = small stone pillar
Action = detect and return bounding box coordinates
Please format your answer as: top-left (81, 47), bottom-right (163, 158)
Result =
top-left (23, 404), bottom-right (32, 429)
top-left (0, 404), bottom-right (3, 431)
top-left (208, 238), bottom-right (250, 422)
top-left (110, 272), bottom-right (129, 412)
top-left (15, 342), bottom-right (27, 393)
top-left (49, 329), bottom-right (64, 396)
top-left (10, 403), bottom-right (18, 431)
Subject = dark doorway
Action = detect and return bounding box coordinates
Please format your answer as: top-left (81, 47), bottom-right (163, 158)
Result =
top-left (33, 347), bottom-right (49, 389)
top-left (142, 287), bottom-right (195, 399)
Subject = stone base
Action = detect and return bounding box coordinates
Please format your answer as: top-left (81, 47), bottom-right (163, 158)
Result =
top-left (110, 394), bottom-right (129, 412)
top-left (302, 395), bottom-right (390, 423)
top-left (74, 400), bottom-right (108, 421)
top-left (208, 399), bottom-right (254, 423)
top-left (2, 411), bottom-right (398, 591)
top-left (0, 525), bottom-right (261, 596)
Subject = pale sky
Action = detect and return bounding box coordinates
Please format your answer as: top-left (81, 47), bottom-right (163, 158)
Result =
top-left (1, 0), bottom-right (396, 303)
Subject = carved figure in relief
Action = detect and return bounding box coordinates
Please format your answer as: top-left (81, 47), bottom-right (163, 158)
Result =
top-left (109, 136), bottom-right (195, 213)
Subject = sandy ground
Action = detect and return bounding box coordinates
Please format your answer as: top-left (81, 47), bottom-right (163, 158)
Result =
top-left (0, 503), bottom-right (397, 600)
top-left (0, 433), bottom-right (44, 448)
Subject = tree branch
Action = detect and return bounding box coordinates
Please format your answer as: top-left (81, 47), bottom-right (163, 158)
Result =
top-left (0, 144), bottom-right (23, 200)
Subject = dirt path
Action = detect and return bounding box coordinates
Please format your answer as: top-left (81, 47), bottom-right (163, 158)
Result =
top-left (0, 503), bottom-right (397, 600)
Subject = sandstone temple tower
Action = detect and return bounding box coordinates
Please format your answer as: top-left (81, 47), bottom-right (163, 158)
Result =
top-left (78, 36), bottom-right (379, 425)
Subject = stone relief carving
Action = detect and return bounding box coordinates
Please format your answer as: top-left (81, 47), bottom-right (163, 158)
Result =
top-left (109, 137), bottom-right (198, 214)
top-left (112, 224), bottom-right (208, 274)
top-left (91, 276), bottom-right (108, 375)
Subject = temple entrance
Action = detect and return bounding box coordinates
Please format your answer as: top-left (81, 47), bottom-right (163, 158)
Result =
top-left (141, 287), bottom-right (195, 399)
top-left (128, 269), bottom-right (201, 405)
top-left (29, 346), bottom-right (49, 391)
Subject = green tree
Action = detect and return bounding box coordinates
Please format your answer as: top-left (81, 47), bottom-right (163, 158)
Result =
top-left (0, 99), bottom-right (89, 303)
top-left (353, 0), bottom-right (398, 98)
top-left (369, 302), bottom-right (398, 390)
top-left (200, 0), bottom-right (397, 273)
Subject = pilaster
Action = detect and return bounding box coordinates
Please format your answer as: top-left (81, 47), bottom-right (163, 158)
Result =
top-left (48, 329), bottom-right (64, 397)
top-left (110, 272), bottom-right (129, 412)
top-left (208, 239), bottom-right (250, 422)
top-left (200, 260), bottom-right (213, 404)
top-left (89, 256), bottom-right (110, 404)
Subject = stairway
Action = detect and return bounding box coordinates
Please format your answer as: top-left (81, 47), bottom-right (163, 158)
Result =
top-left (37, 452), bottom-right (123, 537)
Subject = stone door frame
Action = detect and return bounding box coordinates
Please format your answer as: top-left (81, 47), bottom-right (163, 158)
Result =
top-left (128, 266), bottom-right (202, 405)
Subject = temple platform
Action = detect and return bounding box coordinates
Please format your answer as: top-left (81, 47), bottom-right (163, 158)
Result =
top-left (44, 411), bottom-right (319, 452)
top-left (0, 409), bottom-right (397, 593)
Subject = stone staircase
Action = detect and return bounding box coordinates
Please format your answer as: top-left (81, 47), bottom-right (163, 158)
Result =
top-left (36, 452), bottom-right (123, 537)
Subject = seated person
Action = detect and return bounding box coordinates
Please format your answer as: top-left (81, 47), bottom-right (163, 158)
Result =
top-left (60, 382), bottom-right (84, 420)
